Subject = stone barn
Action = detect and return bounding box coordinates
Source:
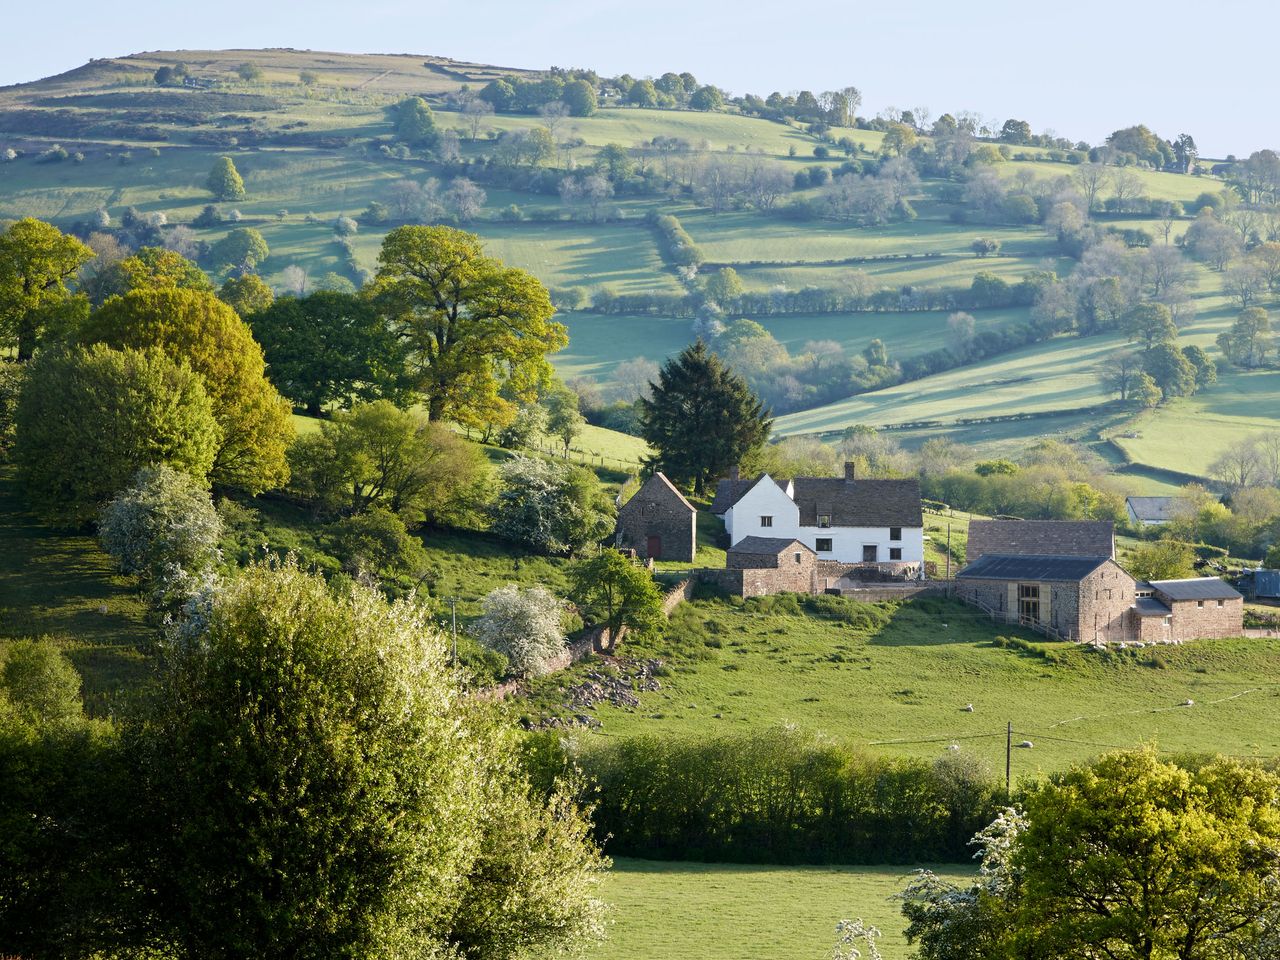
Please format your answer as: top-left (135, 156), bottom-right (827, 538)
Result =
top-left (1133, 578), bottom-right (1244, 642)
top-left (720, 537), bottom-right (817, 597)
top-left (614, 472), bottom-right (696, 562)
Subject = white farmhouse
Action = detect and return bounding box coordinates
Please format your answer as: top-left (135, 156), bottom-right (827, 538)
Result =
top-left (709, 462), bottom-right (924, 569)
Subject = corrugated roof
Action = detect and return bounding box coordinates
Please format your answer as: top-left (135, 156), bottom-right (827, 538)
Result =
top-left (956, 553), bottom-right (1110, 582)
top-left (1126, 496), bottom-right (1186, 522)
top-left (1133, 597), bottom-right (1173, 617)
top-left (728, 536), bottom-right (812, 556)
top-left (967, 520), bottom-right (1114, 562)
top-left (1149, 578), bottom-right (1242, 601)
top-left (791, 477), bottom-right (923, 527)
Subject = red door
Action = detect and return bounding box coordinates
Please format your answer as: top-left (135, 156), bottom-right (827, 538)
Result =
top-left (646, 535), bottom-right (662, 559)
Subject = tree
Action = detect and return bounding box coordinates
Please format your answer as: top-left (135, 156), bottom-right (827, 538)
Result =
top-left (1181, 344), bottom-right (1217, 388)
top-left (80, 287), bottom-right (293, 493)
top-left (99, 464), bottom-right (223, 608)
top-left (704, 266), bottom-right (744, 306)
top-left (236, 61), bottom-right (263, 81)
top-left (690, 85), bottom-right (724, 111)
top-left (543, 383), bottom-right (585, 455)
top-left (627, 79), bottom-right (658, 107)
top-left (594, 142), bottom-right (634, 181)
top-left (970, 237), bottom-right (1001, 258)
top-left (210, 226), bottom-right (269, 272)
top-left (999, 118), bottom-right (1032, 145)
top-left (1143, 342), bottom-right (1197, 400)
top-left (0, 360), bottom-right (25, 453)
top-left (639, 341), bottom-right (773, 495)
top-left (1123, 302), bottom-right (1177, 350)
top-left (1125, 539), bottom-right (1196, 580)
top-left (153, 62), bottom-right (187, 85)
top-left (328, 506), bottom-right (425, 576)
top-left (1210, 437), bottom-right (1263, 489)
top-left (882, 122), bottom-right (917, 157)
top-left (0, 218), bottom-right (93, 360)
top-left (1073, 163), bottom-right (1108, 212)
top-left (474, 584), bottom-right (567, 677)
top-left (568, 550), bottom-right (664, 642)
top-left (142, 560), bottom-right (607, 957)
top-left (561, 78), bottom-right (597, 116)
top-left (87, 245), bottom-right (214, 304)
top-left (863, 338), bottom-right (889, 366)
top-left (946, 311), bottom-right (976, 358)
top-left (490, 455), bottom-right (614, 554)
top-left (251, 291), bottom-right (405, 415)
top-left (205, 156), bottom-right (246, 201)
top-left (218, 272), bottom-right (275, 317)
top-left (444, 178), bottom-right (486, 222)
top-left (479, 78), bottom-right (516, 111)
top-left (288, 400), bottom-right (491, 526)
top-left (1096, 351), bottom-right (1143, 401)
top-left (393, 96), bottom-right (439, 147)
top-left (14, 346), bottom-right (219, 524)
top-left (369, 226), bottom-right (566, 427)
top-left (1012, 750), bottom-right (1280, 958)
top-left (1132, 371), bottom-right (1162, 408)
top-left (1221, 307), bottom-right (1273, 368)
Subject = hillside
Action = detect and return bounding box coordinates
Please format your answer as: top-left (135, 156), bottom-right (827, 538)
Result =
top-left (3, 48), bottom-right (1276, 484)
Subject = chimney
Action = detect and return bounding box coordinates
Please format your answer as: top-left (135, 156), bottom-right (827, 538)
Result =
top-left (844, 461), bottom-right (856, 483)
top-left (729, 465), bottom-right (740, 481)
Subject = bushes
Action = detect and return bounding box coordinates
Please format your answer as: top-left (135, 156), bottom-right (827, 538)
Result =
top-left (649, 212), bottom-right (704, 269)
top-left (537, 725), bottom-right (1004, 864)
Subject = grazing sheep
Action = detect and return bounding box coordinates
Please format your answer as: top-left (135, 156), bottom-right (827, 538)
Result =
top-left (962, 703), bottom-right (974, 712)
top-left (1017, 740), bottom-right (1033, 749)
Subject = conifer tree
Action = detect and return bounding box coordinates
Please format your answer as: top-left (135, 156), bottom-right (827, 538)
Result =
top-left (639, 340), bottom-right (772, 494)
top-left (205, 156), bottom-right (245, 201)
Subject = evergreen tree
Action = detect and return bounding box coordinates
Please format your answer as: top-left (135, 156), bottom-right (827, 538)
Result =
top-left (205, 156), bottom-right (246, 201)
top-left (639, 340), bottom-right (772, 494)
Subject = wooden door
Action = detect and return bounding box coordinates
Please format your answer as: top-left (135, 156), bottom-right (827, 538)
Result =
top-left (646, 535), bottom-right (662, 559)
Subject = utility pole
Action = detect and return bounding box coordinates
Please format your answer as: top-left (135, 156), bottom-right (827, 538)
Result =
top-left (945, 523), bottom-right (952, 595)
top-left (1006, 721), bottom-right (1013, 799)
top-left (449, 597), bottom-right (458, 665)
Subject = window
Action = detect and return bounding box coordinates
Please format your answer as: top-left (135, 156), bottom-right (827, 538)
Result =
top-left (890, 548), bottom-right (902, 561)
top-left (1197, 600), bottom-right (1204, 608)
top-left (818, 514), bottom-right (831, 528)
top-left (794, 552), bottom-right (803, 564)
top-left (1217, 599), bottom-right (1225, 607)
top-left (889, 527), bottom-right (902, 541)
top-left (816, 538), bottom-right (833, 552)
top-left (760, 515), bottom-right (773, 528)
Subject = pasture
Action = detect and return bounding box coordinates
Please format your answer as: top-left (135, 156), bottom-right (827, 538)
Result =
top-left (592, 859), bottom-right (974, 960)
top-left (528, 594), bottom-right (1280, 774)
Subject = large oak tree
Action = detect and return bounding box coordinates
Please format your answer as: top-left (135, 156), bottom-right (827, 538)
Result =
top-left (0, 218), bottom-right (93, 360)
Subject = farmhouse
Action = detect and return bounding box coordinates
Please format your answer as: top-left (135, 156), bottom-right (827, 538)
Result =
top-left (710, 463), bottom-right (923, 572)
top-left (1125, 496), bottom-right (1187, 527)
top-left (954, 519), bottom-right (1243, 643)
top-left (614, 472), bottom-right (696, 562)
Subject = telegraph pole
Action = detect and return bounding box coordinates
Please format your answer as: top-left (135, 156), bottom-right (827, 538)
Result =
top-left (945, 523), bottom-right (952, 594)
top-left (449, 597), bottom-right (458, 665)
top-left (1006, 721), bottom-right (1013, 799)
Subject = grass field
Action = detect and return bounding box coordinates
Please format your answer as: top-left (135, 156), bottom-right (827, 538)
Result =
top-left (0, 466), bottom-right (153, 713)
top-left (525, 594), bottom-right (1280, 774)
top-left (591, 859), bottom-right (974, 960)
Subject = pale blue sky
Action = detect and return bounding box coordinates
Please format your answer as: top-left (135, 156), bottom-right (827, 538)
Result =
top-left (5, 0), bottom-right (1275, 157)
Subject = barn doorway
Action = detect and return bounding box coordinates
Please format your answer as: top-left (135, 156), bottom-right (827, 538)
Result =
top-left (1018, 583), bottom-right (1040, 623)
top-left (647, 535), bottom-right (662, 559)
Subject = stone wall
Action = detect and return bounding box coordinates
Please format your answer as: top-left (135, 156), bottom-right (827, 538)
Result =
top-left (615, 478), bottom-right (696, 562)
top-left (1163, 597), bottom-right (1244, 641)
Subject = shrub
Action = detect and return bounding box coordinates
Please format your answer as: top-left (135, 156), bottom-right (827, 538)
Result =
top-left (473, 584), bottom-right (567, 677)
top-left (333, 215), bottom-right (358, 237)
top-left (0, 360), bottom-right (26, 455)
top-left (327, 507), bottom-right (425, 577)
top-left (99, 464), bottom-right (223, 609)
top-left (490, 456), bottom-right (614, 555)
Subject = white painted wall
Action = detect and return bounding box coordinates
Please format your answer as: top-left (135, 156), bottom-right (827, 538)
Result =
top-left (723, 475), bottom-right (923, 564)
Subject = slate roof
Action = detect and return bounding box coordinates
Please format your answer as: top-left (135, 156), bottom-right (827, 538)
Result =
top-left (708, 473), bottom-right (923, 527)
top-left (956, 553), bottom-right (1110, 582)
top-left (1149, 578), bottom-right (1243, 601)
top-left (623, 472), bottom-right (694, 513)
top-left (1134, 597), bottom-right (1174, 617)
top-left (1126, 496), bottom-right (1186, 523)
top-left (967, 520), bottom-right (1114, 562)
top-left (709, 475), bottom-right (787, 514)
top-left (790, 477), bottom-right (923, 527)
top-left (728, 536), bottom-right (814, 557)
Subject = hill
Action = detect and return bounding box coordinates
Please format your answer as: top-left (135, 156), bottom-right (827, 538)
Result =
top-left (2, 48), bottom-right (1274, 485)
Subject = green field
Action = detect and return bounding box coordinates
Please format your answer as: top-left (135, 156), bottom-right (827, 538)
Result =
top-left (528, 595), bottom-right (1280, 774)
top-left (593, 859), bottom-right (974, 960)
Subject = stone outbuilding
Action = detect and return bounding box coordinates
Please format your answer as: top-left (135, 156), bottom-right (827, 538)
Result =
top-left (1133, 578), bottom-right (1245, 642)
top-left (718, 536), bottom-right (817, 597)
top-left (614, 472), bottom-right (696, 562)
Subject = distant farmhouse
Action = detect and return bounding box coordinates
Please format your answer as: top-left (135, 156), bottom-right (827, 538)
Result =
top-left (955, 519), bottom-right (1242, 643)
top-left (614, 472), bottom-right (696, 562)
top-left (710, 463), bottom-right (923, 572)
top-left (1125, 496), bottom-right (1187, 527)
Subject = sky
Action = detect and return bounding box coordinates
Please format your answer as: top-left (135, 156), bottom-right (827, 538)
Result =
top-left (3, 0), bottom-right (1277, 157)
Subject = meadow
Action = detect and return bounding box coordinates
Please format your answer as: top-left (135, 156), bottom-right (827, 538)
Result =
top-left (592, 859), bottom-right (975, 960)
top-left (524, 593), bottom-right (1280, 774)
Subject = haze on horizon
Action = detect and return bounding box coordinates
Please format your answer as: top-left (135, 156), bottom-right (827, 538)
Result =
top-left (2, 0), bottom-right (1277, 158)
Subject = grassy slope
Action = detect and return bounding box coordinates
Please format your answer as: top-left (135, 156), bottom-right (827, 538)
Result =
top-left (523, 595), bottom-right (1280, 774)
top-left (0, 465), bottom-right (153, 712)
top-left (594, 858), bottom-right (973, 960)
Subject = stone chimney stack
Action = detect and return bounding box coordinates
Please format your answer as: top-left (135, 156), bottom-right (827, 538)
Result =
top-left (729, 465), bottom-right (740, 481)
top-left (844, 461), bottom-right (856, 483)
